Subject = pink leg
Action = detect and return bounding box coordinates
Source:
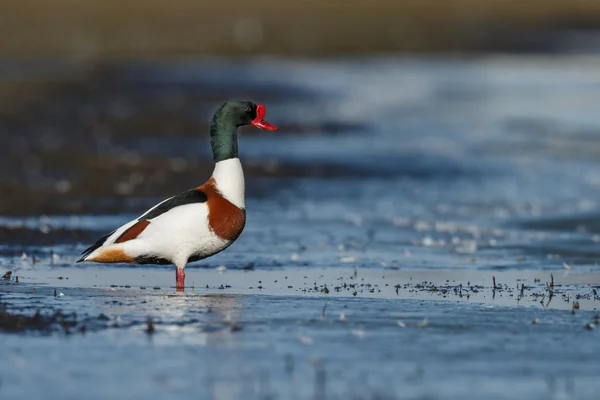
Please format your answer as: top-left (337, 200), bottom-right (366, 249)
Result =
top-left (176, 268), bottom-right (185, 292)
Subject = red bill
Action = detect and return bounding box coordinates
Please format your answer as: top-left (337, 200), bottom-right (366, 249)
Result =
top-left (251, 104), bottom-right (278, 131)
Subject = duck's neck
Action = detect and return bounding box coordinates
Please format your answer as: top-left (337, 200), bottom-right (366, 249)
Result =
top-left (209, 110), bottom-right (244, 208)
top-left (210, 113), bottom-right (238, 162)
top-left (212, 158), bottom-right (245, 209)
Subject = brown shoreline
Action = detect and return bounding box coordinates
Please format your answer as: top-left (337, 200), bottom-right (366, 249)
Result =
top-left (3, 0), bottom-right (600, 57)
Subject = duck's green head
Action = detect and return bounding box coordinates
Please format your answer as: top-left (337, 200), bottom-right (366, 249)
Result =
top-left (210, 101), bottom-right (278, 162)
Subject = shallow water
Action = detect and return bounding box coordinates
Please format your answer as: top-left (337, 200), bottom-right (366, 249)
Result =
top-left (2, 56), bottom-right (600, 399)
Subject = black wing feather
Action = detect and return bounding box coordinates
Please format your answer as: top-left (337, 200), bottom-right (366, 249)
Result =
top-left (78, 189), bottom-right (208, 262)
top-left (139, 189), bottom-right (208, 220)
top-left (77, 229), bottom-right (116, 262)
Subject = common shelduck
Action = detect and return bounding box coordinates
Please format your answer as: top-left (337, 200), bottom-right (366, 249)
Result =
top-left (78, 101), bottom-right (278, 291)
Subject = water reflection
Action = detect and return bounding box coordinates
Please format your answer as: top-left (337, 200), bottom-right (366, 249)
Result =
top-left (106, 291), bottom-right (246, 346)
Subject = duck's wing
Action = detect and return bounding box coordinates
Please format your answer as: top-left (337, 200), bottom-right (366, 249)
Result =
top-left (137, 189), bottom-right (207, 220)
top-left (77, 188), bottom-right (208, 262)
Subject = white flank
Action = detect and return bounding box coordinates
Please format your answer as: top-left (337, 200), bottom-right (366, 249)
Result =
top-left (85, 202), bottom-right (229, 268)
top-left (128, 202), bottom-right (229, 267)
top-left (88, 193), bottom-right (180, 252)
top-left (212, 157), bottom-right (245, 209)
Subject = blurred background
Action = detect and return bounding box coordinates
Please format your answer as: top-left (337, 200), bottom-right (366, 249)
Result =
top-left (4, 2), bottom-right (600, 399)
top-left (4, 0), bottom-right (600, 56)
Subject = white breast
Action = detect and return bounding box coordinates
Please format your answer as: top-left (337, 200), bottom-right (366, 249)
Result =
top-left (212, 158), bottom-right (245, 209)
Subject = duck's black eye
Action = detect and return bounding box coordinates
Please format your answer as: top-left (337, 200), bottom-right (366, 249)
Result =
top-left (245, 106), bottom-right (251, 112)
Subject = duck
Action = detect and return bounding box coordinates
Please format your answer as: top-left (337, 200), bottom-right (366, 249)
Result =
top-left (78, 101), bottom-right (278, 291)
